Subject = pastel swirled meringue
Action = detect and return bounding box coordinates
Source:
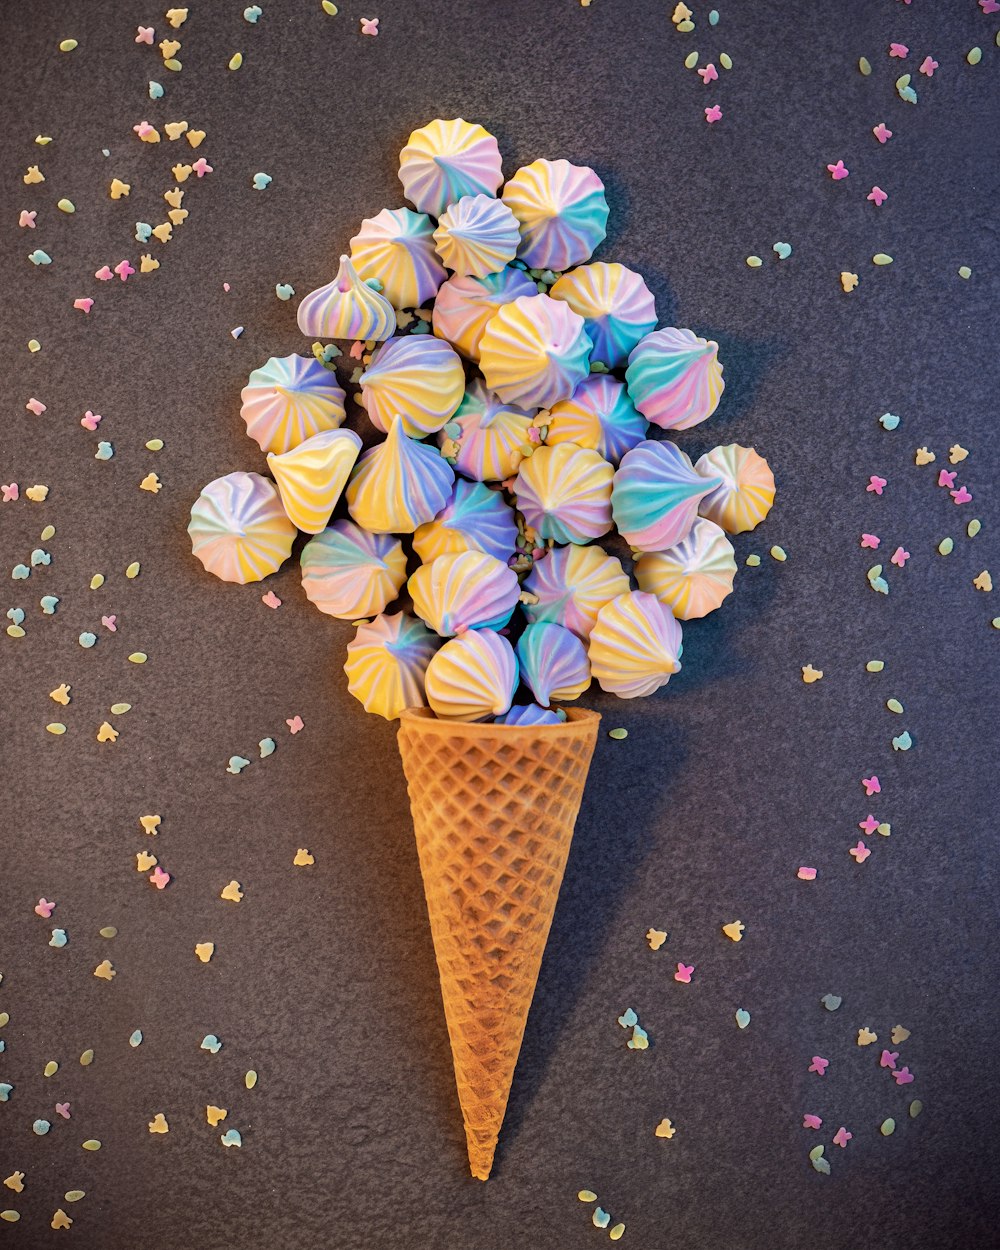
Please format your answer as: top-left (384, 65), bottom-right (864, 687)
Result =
top-left (398, 118), bottom-right (504, 219)
top-left (432, 266), bottom-right (538, 361)
top-left (359, 335), bottom-right (465, 437)
top-left (436, 378), bottom-right (534, 483)
top-left (299, 519), bottom-right (407, 619)
top-left (408, 550), bottom-right (521, 636)
top-left (189, 472), bottom-right (296, 584)
top-left (634, 518), bottom-right (737, 620)
top-left (588, 590), bottom-right (683, 699)
top-left (545, 375), bottom-right (648, 465)
top-left (549, 262), bottom-right (657, 368)
top-left (695, 444), bottom-right (776, 534)
top-left (240, 354), bottom-right (347, 455)
top-left (479, 294), bottom-right (592, 410)
top-left (522, 544), bottom-right (630, 640)
top-left (349, 207), bottom-right (446, 309)
top-left (611, 440), bottom-right (722, 552)
top-left (501, 159), bottom-right (610, 270)
top-left (412, 478), bottom-right (519, 565)
top-left (516, 622), bottom-right (591, 705)
top-left (424, 628), bottom-right (519, 721)
top-left (495, 703), bottom-right (567, 726)
top-left (346, 415), bottom-right (454, 534)
top-left (296, 254), bottom-right (396, 342)
top-left (514, 443), bottom-right (614, 545)
top-left (433, 194), bottom-right (521, 278)
top-left (266, 428), bottom-right (362, 533)
top-left (344, 611), bottom-right (440, 720)
top-left (625, 327), bottom-right (725, 431)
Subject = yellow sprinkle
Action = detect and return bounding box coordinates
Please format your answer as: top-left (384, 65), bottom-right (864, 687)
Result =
top-left (746, 255), bottom-right (763, 268)
top-left (578, 1190), bottom-right (598, 1202)
top-left (719, 51), bottom-right (733, 69)
top-left (41, 524), bottom-right (55, 540)
top-left (973, 571), bottom-right (993, 592)
top-left (128, 652), bottom-right (148, 664)
top-left (110, 702), bottom-right (132, 715)
top-left (23, 165), bottom-right (45, 184)
top-left (6, 626), bottom-right (26, 639)
top-left (64, 1192), bottom-right (85, 1204)
top-left (79, 1049), bottom-right (94, 1066)
top-left (59, 38), bottom-right (79, 52)
top-left (140, 472), bottom-right (162, 493)
top-left (770, 545), bottom-right (787, 562)
top-left (866, 660), bottom-right (885, 672)
top-left (1, 1212), bottom-right (20, 1223)
top-left (968, 519), bottom-right (981, 538)
top-left (57, 198), bottom-right (75, 213)
top-left (745, 554), bottom-right (761, 567)
top-left (859, 56), bottom-right (872, 75)
top-left (684, 51), bottom-right (699, 69)
top-left (609, 1225), bottom-right (626, 1242)
top-left (44, 1061), bottom-right (59, 1076)
top-left (958, 266), bottom-right (972, 280)
top-left (677, 18), bottom-right (694, 31)
top-left (35, 135), bottom-right (53, 145)
top-left (245, 1070), bottom-right (258, 1089)
top-left (145, 438), bottom-right (164, 451)
top-left (321, 0), bottom-right (339, 11)
top-left (90, 573), bottom-right (105, 589)
top-left (164, 58), bottom-right (182, 71)
top-left (967, 47), bottom-right (982, 65)
top-left (28, 339), bottom-right (42, 353)
top-left (110, 178), bottom-right (131, 199)
top-left (97, 722), bottom-right (119, 743)
top-left (229, 51), bottom-right (243, 70)
top-left (81, 1140), bottom-right (101, 1151)
top-left (140, 254), bottom-right (160, 273)
top-left (801, 665), bottom-right (823, 684)
top-left (840, 271), bottom-right (859, 292)
top-left (46, 724), bottom-right (67, 735)
top-left (125, 561), bottom-right (141, 579)
top-left (165, 7), bottom-right (189, 27)
top-left (873, 253), bottom-right (893, 266)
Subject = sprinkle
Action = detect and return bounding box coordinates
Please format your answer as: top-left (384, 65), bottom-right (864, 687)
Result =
top-left (148, 1113), bottom-right (169, 1134)
top-left (220, 881), bottom-right (244, 903)
top-left (231, 326), bottom-right (244, 340)
top-left (967, 47), bottom-right (982, 66)
top-left (18, 210), bottom-right (36, 228)
top-left (64, 1192), bottom-right (85, 1203)
top-left (79, 631), bottom-right (97, 648)
top-left (859, 56), bottom-right (872, 75)
top-left (140, 472), bottom-right (161, 493)
top-left (293, 848), bottom-right (315, 866)
top-left (803, 1115), bottom-right (822, 1130)
top-left (893, 1066), bottom-right (914, 1085)
top-left (909, 1100), bottom-right (923, 1118)
top-left (227, 755), bottom-right (251, 774)
top-left (93, 959), bottom-right (115, 980)
top-left (646, 928), bottom-right (667, 949)
top-left (886, 698), bottom-right (904, 714)
top-left (192, 158), bottom-right (213, 177)
top-left (722, 920), bottom-right (744, 941)
top-left (892, 731), bottom-right (913, 751)
top-left (797, 866), bottom-right (817, 880)
top-left (873, 123), bottom-right (893, 144)
top-left (286, 714), bottom-right (304, 734)
top-left (29, 249), bottom-right (52, 266)
top-left (968, 519), bottom-right (981, 538)
top-left (938, 537), bottom-right (954, 555)
top-left (221, 1129), bottom-right (243, 1148)
top-left (24, 166), bottom-right (45, 184)
top-left (773, 242), bottom-right (792, 259)
top-left (709, 9), bottom-right (719, 23)
top-left (46, 723), bottom-right (66, 734)
top-left (868, 186), bottom-right (888, 207)
top-left (194, 943), bottom-right (215, 963)
top-left (808, 1057), bottom-right (829, 1076)
top-left (252, 172), bottom-right (272, 190)
top-left (262, 590), bottom-right (282, 608)
top-left (96, 722), bottom-right (119, 743)
top-left (275, 283), bottom-right (294, 301)
top-left (81, 1140), bottom-right (101, 1151)
top-left (360, 17), bottom-right (379, 35)
top-left (974, 571), bottom-right (993, 592)
top-left (149, 866), bottom-right (171, 889)
top-left (698, 63), bottom-right (719, 83)
top-left (609, 1224), bottom-right (626, 1241)
top-left (873, 253), bottom-right (894, 266)
top-left (951, 485), bottom-right (973, 505)
top-left (745, 554), bottom-right (761, 566)
top-left (57, 198), bottom-right (75, 214)
top-left (849, 842), bottom-right (871, 863)
top-left (28, 340), bottom-right (42, 354)
top-left (206, 1105), bottom-right (228, 1126)
top-left (746, 256), bottom-right (763, 268)
top-left (128, 652), bottom-right (148, 663)
top-left (770, 545), bottom-right (787, 562)
top-left (245, 1070), bottom-right (258, 1089)
top-left (801, 664), bottom-right (823, 683)
top-left (958, 266), bottom-right (972, 280)
top-left (228, 52), bottom-right (244, 70)
top-left (821, 993), bottom-right (843, 1010)
top-left (322, 0), bottom-right (339, 12)
top-left (126, 561), bottom-right (141, 578)
top-left (919, 56), bottom-right (939, 77)
top-left (608, 727), bottom-right (628, 739)
top-left (259, 737), bottom-right (276, 758)
top-left (890, 547), bottom-right (909, 567)
top-left (705, 104), bottom-right (723, 123)
top-left (244, 6), bottom-right (263, 20)
top-left (832, 1127), bottom-right (852, 1148)
top-left (59, 38), bottom-right (79, 52)
top-left (129, 1030), bottom-right (143, 1047)
top-left (674, 963), bottom-right (694, 983)
top-left (861, 534), bottom-right (880, 549)
top-left (862, 775), bottom-right (881, 795)
top-left (827, 160), bottom-right (849, 180)
top-left (915, 446), bottom-right (935, 465)
top-left (857, 1027), bottom-right (878, 1045)
top-left (74, 298), bottom-right (94, 313)
top-left (149, 82), bottom-right (164, 98)
top-left (735, 1008), bottom-right (751, 1029)
top-left (79, 1048), bottom-right (94, 1066)
top-left (867, 475), bottom-right (887, 495)
top-left (684, 51), bottom-right (699, 68)
top-left (719, 51), bottom-right (732, 69)
top-left (889, 43), bottom-right (908, 58)
top-left (165, 8), bottom-right (188, 27)
top-left (201, 1034), bottom-right (223, 1054)
top-left (840, 272), bottom-right (859, 292)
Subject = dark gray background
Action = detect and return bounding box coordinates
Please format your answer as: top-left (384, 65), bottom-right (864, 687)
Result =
top-left (2, 2), bottom-right (998, 1247)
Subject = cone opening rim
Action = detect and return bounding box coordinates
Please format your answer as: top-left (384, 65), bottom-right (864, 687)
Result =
top-left (398, 706), bottom-right (601, 735)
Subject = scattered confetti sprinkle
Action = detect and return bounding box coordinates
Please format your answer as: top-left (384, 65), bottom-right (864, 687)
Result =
top-left (735, 1008), bottom-right (751, 1029)
top-left (857, 1028), bottom-right (878, 1046)
top-left (674, 963), bottom-right (694, 984)
top-left (801, 664), bottom-right (823, 683)
top-left (646, 928), bottom-right (667, 950)
top-left (148, 1113), bottom-right (169, 1134)
top-left (797, 866), bottom-right (817, 880)
top-left (833, 1127), bottom-right (852, 1148)
top-left (827, 160), bottom-right (849, 181)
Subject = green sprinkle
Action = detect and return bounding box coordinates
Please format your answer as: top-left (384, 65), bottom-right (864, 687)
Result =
top-left (891, 731), bottom-right (913, 751)
top-left (968, 519), bottom-right (981, 538)
top-left (125, 561), bottom-right (140, 579)
top-left (866, 660), bottom-right (884, 672)
top-left (770, 545), bottom-right (787, 562)
top-left (90, 573), bottom-right (105, 589)
top-left (608, 728), bottom-right (628, 740)
top-left (609, 1225), bottom-right (626, 1242)
top-left (719, 51), bottom-right (732, 69)
top-left (886, 698), bottom-right (904, 714)
top-left (82, 1139), bottom-right (101, 1151)
top-left (41, 524), bottom-right (55, 540)
top-left (79, 1048), bottom-right (94, 1066)
top-left (746, 255), bottom-right (763, 268)
top-left (64, 1191), bottom-right (85, 1203)
top-left (746, 554), bottom-right (761, 567)
top-left (708, 9), bottom-right (719, 25)
top-left (958, 266), bottom-right (972, 280)
top-left (578, 1190), bottom-right (597, 1203)
top-left (229, 51), bottom-right (243, 70)
top-left (909, 1100), bottom-right (923, 1118)
top-left (859, 56), bottom-right (872, 76)
top-left (129, 1030), bottom-right (143, 1047)
top-left (938, 537), bottom-right (954, 555)
top-left (967, 47), bottom-right (982, 66)
top-left (110, 702), bottom-right (132, 715)
top-left (677, 19), bottom-right (694, 31)
top-left (321, 0), bottom-right (338, 12)
top-left (128, 652), bottom-right (147, 663)
top-left (873, 253), bottom-right (893, 266)
top-left (880, 1118), bottom-right (896, 1136)
top-left (99, 926), bottom-right (117, 938)
top-left (991, 618), bottom-right (1000, 631)
top-left (684, 51), bottom-right (699, 68)
top-left (57, 198), bottom-right (75, 213)
top-left (245, 1069), bottom-right (258, 1089)
top-left (59, 38), bottom-right (79, 52)
top-left (877, 822), bottom-right (891, 836)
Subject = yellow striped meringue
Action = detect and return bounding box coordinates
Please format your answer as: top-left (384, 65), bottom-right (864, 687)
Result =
top-left (634, 518), bottom-right (737, 620)
top-left (240, 353), bottom-right (347, 455)
top-left (479, 293), bottom-right (592, 410)
top-left (266, 428), bottom-right (362, 534)
top-left (344, 611), bottom-right (440, 720)
top-left (360, 335), bottom-right (465, 437)
top-left (694, 444), bottom-right (776, 534)
top-left (433, 194), bottom-right (520, 278)
top-left (514, 443), bottom-right (614, 545)
top-left (436, 378), bottom-right (534, 483)
top-left (522, 544), bottom-right (631, 641)
top-left (424, 628), bottom-right (519, 721)
top-left (349, 207), bottom-right (446, 309)
top-left (346, 414), bottom-right (455, 534)
top-left (588, 590), bottom-right (683, 699)
top-left (398, 118), bottom-right (504, 219)
top-left (408, 550), bottom-right (521, 636)
top-left (296, 254), bottom-right (396, 342)
top-left (189, 472), bottom-right (296, 585)
top-left (432, 266), bottom-right (538, 361)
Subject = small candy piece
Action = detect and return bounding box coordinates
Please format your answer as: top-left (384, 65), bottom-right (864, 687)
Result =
top-left (892, 731), bottom-right (913, 751)
top-left (79, 1049), bottom-right (94, 1066)
top-left (880, 1118), bottom-right (896, 1136)
top-left (746, 256), bottom-right (763, 268)
top-left (148, 1113), bottom-right (169, 1133)
top-left (958, 266), bottom-right (972, 280)
top-left (909, 1100), bottom-right (923, 1118)
top-left (228, 52), bottom-right (244, 70)
top-left (967, 47), bottom-right (982, 66)
top-left (674, 963), bottom-right (694, 983)
top-left (220, 1129), bottom-right (242, 1148)
top-left (206, 1105), bottom-right (228, 1126)
top-left (646, 928), bottom-right (666, 949)
top-left (200, 1034), bottom-right (223, 1054)
top-left (801, 665), bottom-right (823, 684)
top-left (93, 960), bottom-right (115, 980)
top-left (578, 1190), bottom-right (598, 1202)
top-left (245, 1070), bottom-right (258, 1089)
top-left (797, 866), bottom-right (817, 880)
top-left (609, 1224), bottom-right (626, 1242)
top-left (735, 1008), bottom-right (751, 1029)
top-left (873, 253), bottom-right (893, 266)
top-left (722, 921), bottom-right (744, 942)
top-left (194, 943), bottom-right (215, 963)
top-left (655, 1118), bottom-right (676, 1139)
top-left (81, 1140), bottom-right (101, 1151)
top-left (64, 1192), bottom-right (85, 1204)
top-left (220, 881), bottom-right (243, 902)
top-left (968, 519), bottom-right (982, 538)
top-left (841, 272), bottom-right (859, 292)
top-left (821, 994), bottom-right (842, 1011)
top-left (293, 848), bottom-right (314, 866)
top-left (130, 1030), bottom-right (143, 1047)
top-left (608, 727), bottom-right (628, 740)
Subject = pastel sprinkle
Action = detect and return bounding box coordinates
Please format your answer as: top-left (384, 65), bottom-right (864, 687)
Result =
top-left (968, 520), bottom-right (981, 538)
top-left (79, 1049), bottom-right (94, 1066)
top-left (229, 52), bottom-right (244, 70)
top-left (593, 1208), bottom-right (611, 1229)
top-left (57, 198), bottom-right (75, 214)
top-left (128, 652), bottom-right (148, 663)
top-left (881, 1118), bottom-right (896, 1136)
top-left (275, 283), bottom-right (295, 300)
top-left (149, 82), bottom-right (164, 99)
top-left (44, 1060), bottom-right (59, 1075)
top-left (245, 1070), bottom-right (258, 1089)
top-left (221, 1129), bottom-right (242, 1148)
top-left (252, 172), bottom-right (272, 190)
top-left (64, 1192), bottom-right (85, 1204)
top-left (259, 737), bottom-right (276, 757)
top-left (886, 698), bottom-right (904, 714)
top-left (146, 438), bottom-right (164, 451)
top-left (126, 562), bottom-right (141, 578)
top-left (958, 266), bottom-right (972, 280)
top-left (59, 38), bottom-right (79, 52)
top-left (719, 51), bottom-right (732, 69)
top-left (859, 57), bottom-right (872, 75)
top-left (735, 1008), bottom-right (751, 1029)
top-left (769, 546), bottom-right (787, 562)
top-left (81, 1140), bottom-right (101, 1151)
top-left (129, 1030), bottom-right (143, 1047)
top-left (873, 253), bottom-right (894, 266)
top-left (967, 47), bottom-right (982, 66)
top-left (745, 554), bottom-right (761, 566)
top-left (866, 660), bottom-right (884, 672)
top-left (244, 6), bottom-right (263, 20)
top-left (79, 632), bottom-right (97, 648)
top-left (322, 0), bottom-right (339, 12)
top-left (797, 866), bottom-right (817, 880)
top-left (579, 1190), bottom-right (598, 1202)
top-left (746, 255), bottom-right (763, 268)
top-left (609, 1225), bottom-right (626, 1242)
top-left (909, 1100), bottom-right (923, 1118)
top-left (892, 732), bottom-right (913, 751)
top-left (99, 926), bottom-right (118, 938)
top-left (33, 1120), bottom-right (50, 1135)
top-left (608, 727), bottom-right (628, 740)
top-left (938, 538), bottom-right (954, 555)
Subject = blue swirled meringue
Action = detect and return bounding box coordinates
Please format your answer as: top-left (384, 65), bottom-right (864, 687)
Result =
top-left (412, 478), bottom-right (519, 565)
top-left (522, 544), bottom-right (630, 641)
top-left (349, 207), bottom-right (447, 309)
top-left (299, 519), bottom-right (407, 619)
top-left (436, 378), bottom-right (535, 483)
top-left (545, 375), bottom-right (648, 465)
top-left (495, 703), bottom-right (566, 726)
top-left (240, 354), bottom-right (347, 455)
top-left (296, 254), bottom-right (396, 341)
top-left (515, 622), bottom-right (591, 705)
top-left (359, 335), bottom-right (465, 437)
top-left (408, 550), bottom-right (521, 636)
top-left (432, 266), bottom-right (538, 361)
top-left (514, 443), bottom-right (614, 545)
top-left (398, 118), bottom-right (504, 219)
top-left (424, 628), bottom-right (519, 721)
top-left (345, 415), bottom-right (455, 534)
top-left (611, 440), bottom-right (722, 552)
top-left (625, 327), bottom-right (725, 430)
top-left (588, 590), bottom-right (683, 699)
top-left (501, 159), bottom-right (609, 270)
top-left (549, 262), bottom-right (657, 367)
top-left (433, 194), bottom-right (521, 278)
top-left (189, 472), bottom-right (296, 584)
top-left (344, 611), bottom-right (441, 720)
top-left (479, 294), bottom-right (592, 410)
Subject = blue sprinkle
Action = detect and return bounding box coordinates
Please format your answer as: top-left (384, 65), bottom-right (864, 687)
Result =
top-left (318, 344), bottom-right (340, 363)
top-left (617, 1007), bottom-right (637, 1029)
top-left (135, 222), bottom-right (153, 243)
top-left (275, 283), bottom-right (294, 301)
top-left (411, 319), bottom-right (431, 334)
top-left (39, 595), bottom-right (59, 614)
top-left (258, 737), bottom-right (276, 758)
top-left (33, 1119), bottom-right (51, 1135)
top-left (0, 1083), bottom-right (12, 1101)
top-left (364, 277), bottom-right (383, 292)
top-left (244, 4), bottom-right (263, 20)
top-left (30, 548), bottom-right (51, 566)
top-left (252, 172), bottom-right (272, 190)
top-left (593, 1208), bottom-right (611, 1229)
top-left (221, 1128), bottom-right (243, 1147)
top-left (443, 421), bottom-right (462, 440)
top-left (200, 1033), bottom-right (222, 1054)
top-left (29, 249), bottom-right (52, 266)
top-left (0, 1041), bottom-right (5, 1053)
top-left (79, 631), bottom-right (97, 648)
top-left (6, 608), bottom-right (25, 626)
top-left (227, 755), bottom-right (251, 774)
top-left (709, 8), bottom-right (719, 23)
top-left (49, 928), bottom-right (68, 948)
top-left (892, 731), bottom-right (913, 751)
top-left (149, 81), bottom-right (164, 99)
top-left (129, 1029), bottom-right (143, 1048)
top-left (879, 412), bottom-right (900, 431)
top-left (12, 565), bottom-right (30, 581)
top-left (95, 441), bottom-right (114, 460)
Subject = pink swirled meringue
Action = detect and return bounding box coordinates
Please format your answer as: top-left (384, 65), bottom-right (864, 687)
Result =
top-left (412, 478), bottom-right (519, 565)
top-left (299, 519), bottom-right (407, 620)
top-left (189, 472), bottom-right (296, 584)
top-left (611, 439), bottom-right (721, 552)
top-left (501, 159), bottom-right (610, 270)
top-left (424, 628), bottom-right (519, 721)
top-left (359, 335), bottom-right (465, 437)
top-left (398, 118), bottom-right (504, 219)
top-left (522, 544), bottom-right (630, 641)
top-left (588, 590), bottom-right (683, 699)
top-left (514, 443), bottom-right (614, 545)
top-left (349, 207), bottom-right (447, 309)
top-left (515, 621), bottom-right (591, 705)
top-left (433, 194), bottom-right (521, 278)
top-left (346, 415), bottom-right (455, 534)
top-left (432, 266), bottom-right (538, 361)
top-left (549, 262), bottom-right (657, 368)
top-left (634, 517), bottom-right (737, 620)
top-left (694, 444), bottom-right (776, 534)
top-left (240, 353), bottom-right (347, 455)
top-left (436, 378), bottom-right (534, 483)
top-left (408, 550), bottom-right (521, 636)
top-left (544, 374), bottom-right (648, 465)
top-left (344, 611), bottom-right (441, 720)
top-left (296, 254), bottom-right (396, 342)
top-left (479, 293), bottom-right (592, 410)
top-left (625, 327), bottom-right (725, 431)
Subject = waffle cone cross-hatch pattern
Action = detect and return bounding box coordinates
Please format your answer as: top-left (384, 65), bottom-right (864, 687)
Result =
top-left (396, 707), bottom-right (600, 1180)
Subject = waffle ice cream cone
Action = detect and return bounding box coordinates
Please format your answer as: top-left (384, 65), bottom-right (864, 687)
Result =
top-left (396, 706), bottom-right (600, 1180)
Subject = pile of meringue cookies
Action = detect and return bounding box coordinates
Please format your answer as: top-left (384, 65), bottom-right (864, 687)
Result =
top-left (189, 118), bottom-right (775, 725)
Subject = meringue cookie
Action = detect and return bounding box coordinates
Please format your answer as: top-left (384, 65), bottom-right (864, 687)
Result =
top-left (408, 550), bottom-right (521, 636)
top-left (635, 518), bottom-right (737, 619)
top-left (300, 519), bottom-right (407, 619)
top-left (344, 611), bottom-right (440, 720)
top-left (296, 254), bottom-right (396, 341)
top-left (437, 378), bottom-right (534, 482)
top-left (189, 472), bottom-right (296, 584)
top-left (588, 590), bottom-right (683, 698)
top-left (522, 544), bottom-right (630, 640)
top-left (549, 262), bottom-right (657, 368)
top-left (240, 353), bottom-right (347, 455)
top-left (398, 118), bottom-right (504, 219)
top-left (412, 478), bottom-right (519, 565)
top-left (611, 440), bottom-right (721, 552)
top-left (349, 207), bottom-right (446, 309)
top-left (424, 628), bottom-right (518, 721)
top-left (544, 375), bottom-right (648, 465)
top-left (266, 428), bottom-right (361, 533)
top-left (516, 622), bottom-right (591, 705)
top-left (433, 194), bottom-right (520, 277)
top-left (625, 327), bottom-right (725, 431)
top-left (346, 415), bottom-right (454, 534)
top-left (479, 293), bottom-right (592, 410)
top-left (514, 443), bottom-right (614, 545)
top-left (496, 703), bottom-right (567, 726)
top-left (360, 335), bottom-right (465, 437)
top-left (695, 444), bottom-right (776, 534)
top-left (502, 158), bottom-right (609, 270)
top-left (432, 266), bottom-right (538, 361)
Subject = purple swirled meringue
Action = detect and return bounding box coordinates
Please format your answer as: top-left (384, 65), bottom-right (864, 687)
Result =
top-left (398, 118), bottom-right (504, 219)
top-left (514, 443), bottom-right (614, 545)
top-left (433, 194), bottom-right (521, 278)
top-left (522, 544), bottom-right (631, 641)
top-left (296, 254), bottom-right (396, 342)
top-left (544, 374), bottom-right (648, 465)
top-left (625, 327), bottom-right (725, 431)
top-left (345, 415), bottom-right (455, 534)
top-left (189, 471), bottom-right (297, 585)
top-left (424, 628), bottom-right (519, 721)
top-left (412, 478), bottom-right (519, 565)
top-left (408, 550), bottom-right (521, 636)
top-left (344, 611), bottom-right (441, 720)
top-left (611, 439), bottom-right (722, 552)
top-left (515, 621), bottom-right (591, 705)
top-left (495, 703), bottom-right (567, 726)
top-left (549, 262), bottom-right (657, 368)
top-left (240, 353), bottom-right (347, 455)
top-left (349, 207), bottom-right (447, 309)
top-left (432, 266), bottom-right (539, 362)
top-left (299, 519), bottom-right (408, 620)
top-left (479, 293), bottom-right (592, 410)
top-left (436, 378), bottom-right (535, 483)
top-left (359, 335), bottom-right (465, 438)
top-left (501, 158), bottom-right (610, 270)
top-left (588, 590), bottom-right (683, 699)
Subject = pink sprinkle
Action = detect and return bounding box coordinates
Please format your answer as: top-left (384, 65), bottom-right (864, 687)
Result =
top-left (979, 0), bottom-right (1000, 13)
top-left (867, 475), bottom-right (887, 495)
top-left (261, 591), bottom-right (282, 609)
top-left (827, 160), bottom-right (849, 180)
top-left (862, 775), bottom-right (881, 796)
top-left (873, 123), bottom-right (893, 144)
top-left (192, 157), bottom-right (214, 177)
top-left (861, 533), bottom-right (880, 549)
top-left (1, 484), bottom-right (18, 502)
top-left (133, 120), bottom-right (156, 138)
top-left (809, 1056), bottom-right (829, 1076)
top-left (74, 297), bottom-right (94, 313)
top-left (919, 55), bottom-right (939, 76)
top-left (95, 265), bottom-right (113, 281)
top-left (797, 866), bottom-right (817, 881)
top-left (859, 814), bottom-right (880, 835)
top-left (34, 898), bottom-right (55, 918)
top-left (951, 485), bottom-right (973, 505)
top-left (705, 104), bottom-right (723, 123)
top-left (889, 43), bottom-right (909, 58)
top-left (697, 63), bottom-right (719, 83)
top-left (223, 282), bottom-right (231, 292)
top-left (115, 259), bottom-right (135, 282)
top-left (527, 427), bottom-right (541, 444)
top-left (55, 1102), bottom-right (71, 1119)
top-left (890, 546), bottom-right (910, 567)
top-left (937, 469), bottom-right (957, 488)
top-left (833, 1127), bottom-right (853, 1148)
top-left (849, 841), bottom-right (871, 863)
top-left (674, 963), bottom-right (694, 984)
top-left (80, 410), bottom-right (101, 430)
top-left (19, 209), bottom-right (37, 228)
top-left (149, 866), bottom-right (171, 890)
top-left (360, 16), bottom-right (379, 35)
top-left (136, 26), bottom-right (154, 43)
top-left (532, 548), bottom-right (546, 560)
top-left (101, 615), bottom-right (117, 632)
top-left (868, 186), bottom-right (888, 206)
top-left (893, 1066), bottom-right (915, 1085)
top-left (880, 1049), bottom-right (899, 1069)
top-left (349, 340), bottom-right (364, 359)
top-left (26, 397), bottom-right (46, 415)
top-left (802, 1114), bottom-right (823, 1130)
top-left (286, 715), bottom-right (304, 734)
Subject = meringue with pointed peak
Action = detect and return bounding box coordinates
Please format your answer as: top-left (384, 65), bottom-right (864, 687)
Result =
top-left (360, 335), bottom-right (465, 437)
top-left (350, 207), bottom-right (446, 309)
top-left (612, 440), bottom-right (721, 552)
top-left (424, 628), bottom-right (518, 721)
top-left (495, 703), bottom-right (566, 726)
top-left (514, 443), bottom-right (614, 545)
top-left (413, 478), bottom-right (519, 565)
top-left (189, 472), bottom-right (296, 584)
top-left (516, 622), bottom-right (591, 705)
top-left (344, 611), bottom-right (441, 719)
top-left (522, 544), bottom-right (630, 640)
top-left (544, 374), bottom-right (648, 465)
top-left (300, 519), bottom-right (407, 619)
top-left (480, 293), bottom-right (592, 410)
top-left (398, 118), bottom-right (504, 219)
top-left (695, 444), bottom-right (776, 534)
top-left (432, 266), bottom-right (538, 361)
top-left (502, 159), bottom-right (609, 271)
top-left (635, 518), bottom-right (737, 619)
top-left (437, 378), bottom-right (535, 482)
top-left (433, 194), bottom-right (520, 277)
top-left (589, 590), bottom-right (683, 698)
top-left (409, 550), bottom-right (521, 636)
top-left (549, 262), bottom-right (657, 368)
top-left (240, 354), bottom-right (346, 455)
top-left (296, 254), bottom-right (396, 341)
top-left (626, 327), bottom-right (725, 430)
top-left (267, 428), bottom-right (361, 533)
top-left (347, 415), bottom-right (454, 534)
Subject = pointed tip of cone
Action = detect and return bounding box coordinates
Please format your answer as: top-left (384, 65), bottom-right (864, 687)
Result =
top-left (468, 1147), bottom-right (495, 1181)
